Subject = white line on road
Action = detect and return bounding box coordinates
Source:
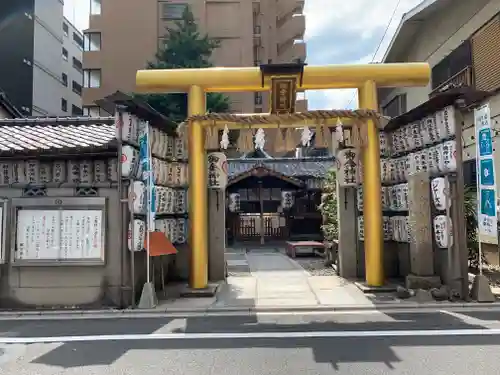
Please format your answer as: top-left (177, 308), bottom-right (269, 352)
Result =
top-left (2, 328), bottom-right (500, 344)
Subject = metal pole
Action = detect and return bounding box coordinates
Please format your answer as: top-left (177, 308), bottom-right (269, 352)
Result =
top-left (444, 175), bottom-right (453, 285)
top-left (146, 123), bottom-right (152, 284)
top-left (116, 106), bottom-right (125, 307)
top-left (129, 178), bottom-right (136, 307)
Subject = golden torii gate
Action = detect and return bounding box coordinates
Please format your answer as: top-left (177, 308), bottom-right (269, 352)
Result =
top-left (136, 62), bottom-right (430, 289)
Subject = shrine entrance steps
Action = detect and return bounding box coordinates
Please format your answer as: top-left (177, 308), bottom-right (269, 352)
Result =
top-left (216, 247), bottom-right (375, 309)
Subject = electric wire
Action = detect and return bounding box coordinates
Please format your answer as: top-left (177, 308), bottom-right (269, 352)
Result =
top-left (344, 0), bottom-right (404, 108)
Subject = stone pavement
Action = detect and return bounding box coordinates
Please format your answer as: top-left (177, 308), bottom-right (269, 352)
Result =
top-left (212, 247), bottom-right (376, 309)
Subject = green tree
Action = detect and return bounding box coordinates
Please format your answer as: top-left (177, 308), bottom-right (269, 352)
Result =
top-left (135, 6), bottom-right (230, 123)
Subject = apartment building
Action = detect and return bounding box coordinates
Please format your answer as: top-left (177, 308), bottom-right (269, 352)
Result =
top-left (62, 18), bottom-right (85, 116)
top-left (82, 0), bottom-right (307, 117)
top-left (0, 0), bottom-right (84, 116)
top-left (379, 0), bottom-right (500, 168)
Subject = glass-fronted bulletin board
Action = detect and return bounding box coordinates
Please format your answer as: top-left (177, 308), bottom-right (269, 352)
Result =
top-left (10, 197), bottom-right (106, 266)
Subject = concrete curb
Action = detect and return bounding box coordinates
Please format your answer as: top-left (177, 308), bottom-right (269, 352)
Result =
top-left (1, 300), bottom-right (500, 318)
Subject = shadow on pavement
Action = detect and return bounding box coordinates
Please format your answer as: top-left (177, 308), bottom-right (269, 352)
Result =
top-left (27, 310), bottom-right (500, 369)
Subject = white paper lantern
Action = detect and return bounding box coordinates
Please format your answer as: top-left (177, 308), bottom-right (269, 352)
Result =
top-left (129, 181), bottom-right (146, 214)
top-left (128, 219), bottom-right (145, 252)
top-left (228, 193), bottom-right (240, 212)
top-left (383, 216), bottom-right (392, 241)
top-left (423, 115), bottom-right (438, 144)
top-left (431, 177), bottom-right (450, 211)
top-left (379, 132), bottom-right (391, 157)
top-left (433, 215), bottom-right (453, 248)
top-left (281, 191), bottom-right (294, 209)
top-left (442, 106), bottom-right (456, 137)
top-left (121, 145), bottom-right (139, 178)
top-left (410, 122), bottom-right (424, 149)
top-left (356, 186), bottom-right (363, 211)
top-left (357, 216), bottom-right (364, 241)
top-left (441, 140), bottom-right (457, 172)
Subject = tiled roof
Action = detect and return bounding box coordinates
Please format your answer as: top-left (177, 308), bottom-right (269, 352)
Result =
top-left (228, 157), bottom-right (335, 178)
top-left (0, 117), bottom-right (116, 155)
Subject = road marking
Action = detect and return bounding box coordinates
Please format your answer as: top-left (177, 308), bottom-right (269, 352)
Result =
top-left (2, 328), bottom-right (500, 344)
top-left (152, 318), bottom-right (187, 334)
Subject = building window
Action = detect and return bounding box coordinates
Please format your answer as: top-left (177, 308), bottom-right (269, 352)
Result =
top-left (63, 22), bottom-right (68, 36)
top-left (431, 40), bottom-right (472, 90)
top-left (73, 32), bottom-right (84, 49)
top-left (83, 105), bottom-right (101, 117)
top-left (84, 32), bottom-right (101, 51)
top-left (382, 93), bottom-right (407, 118)
top-left (471, 14), bottom-right (500, 92)
top-left (463, 159), bottom-right (477, 188)
top-left (61, 98), bottom-right (67, 112)
top-left (62, 73), bottom-right (68, 87)
top-left (254, 92), bottom-right (263, 105)
top-left (90, 0), bottom-right (101, 15)
top-left (161, 3), bottom-right (187, 19)
top-left (72, 57), bottom-right (83, 72)
top-left (72, 104), bottom-right (83, 116)
top-left (72, 80), bottom-right (82, 96)
top-left (84, 69), bottom-right (101, 88)
top-left (62, 47), bottom-right (68, 61)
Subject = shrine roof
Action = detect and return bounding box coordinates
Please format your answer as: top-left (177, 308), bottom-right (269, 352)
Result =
top-left (227, 156), bottom-right (335, 178)
top-left (0, 116), bottom-right (116, 157)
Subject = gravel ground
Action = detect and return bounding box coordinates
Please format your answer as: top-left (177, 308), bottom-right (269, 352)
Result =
top-left (293, 255), bottom-right (337, 276)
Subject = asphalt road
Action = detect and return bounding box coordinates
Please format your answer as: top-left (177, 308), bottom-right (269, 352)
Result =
top-left (1, 309), bottom-right (500, 374)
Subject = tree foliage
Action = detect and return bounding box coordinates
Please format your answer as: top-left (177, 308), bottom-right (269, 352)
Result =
top-left (465, 186), bottom-right (487, 270)
top-left (135, 6), bottom-right (230, 123)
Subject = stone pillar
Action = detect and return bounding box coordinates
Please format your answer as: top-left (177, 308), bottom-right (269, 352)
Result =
top-left (407, 171), bottom-right (434, 275)
top-left (336, 185), bottom-right (358, 278)
top-left (406, 171), bottom-right (441, 289)
top-left (208, 190), bottom-right (226, 281)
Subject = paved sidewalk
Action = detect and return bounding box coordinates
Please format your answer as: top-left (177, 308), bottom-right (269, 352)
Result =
top-left (213, 248), bottom-right (376, 309)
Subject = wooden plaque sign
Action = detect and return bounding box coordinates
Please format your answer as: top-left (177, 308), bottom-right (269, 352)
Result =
top-left (270, 77), bottom-right (297, 114)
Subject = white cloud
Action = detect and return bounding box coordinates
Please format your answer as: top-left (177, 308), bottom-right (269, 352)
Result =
top-left (304, 0), bottom-right (424, 109)
top-left (62, 0), bottom-right (426, 111)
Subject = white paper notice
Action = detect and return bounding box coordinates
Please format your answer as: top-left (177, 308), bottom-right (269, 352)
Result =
top-left (16, 209), bottom-right (103, 261)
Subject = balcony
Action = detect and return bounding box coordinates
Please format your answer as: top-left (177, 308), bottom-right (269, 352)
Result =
top-left (429, 66), bottom-right (474, 96)
top-left (277, 14), bottom-right (305, 47)
top-left (278, 40), bottom-right (306, 63)
top-left (277, 0), bottom-right (304, 21)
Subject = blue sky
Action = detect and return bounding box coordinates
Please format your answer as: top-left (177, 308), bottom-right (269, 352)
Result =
top-left (64, 0), bottom-right (424, 109)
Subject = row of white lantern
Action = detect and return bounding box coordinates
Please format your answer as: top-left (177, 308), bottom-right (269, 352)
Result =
top-left (356, 177), bottom-right (452, 213)
top-left (381, 140), bottom-right (458, 183)
top-left (339, 139), bottom-right (458, 187)
top-left (227, 191), bottom-right (295, 212)
top-left (121, 145), bottom-right (188, 186)
top-left (358, 216), bottom-right (410, 242)
top-left (116, 112), bottom-right (187, 160)
top-left (0, 159), bottom-right (116, 185)
top-left (357, 184), bottom-right (409, 212)
top-left (358, 214), bottom-right (452, 247)
top-left (128, 218), bottom-right (188, 251)
top-left (128, 181), bottom-right (187, 215)
top-left (379, 106), bottom-right (456, 156)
